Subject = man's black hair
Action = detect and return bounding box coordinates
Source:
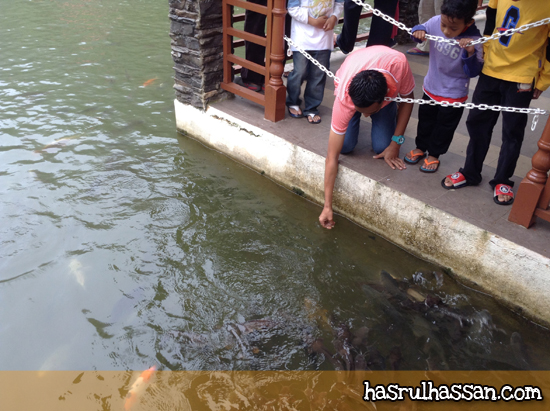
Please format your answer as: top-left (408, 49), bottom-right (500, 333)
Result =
top-left (348, 70), bottom-right (387, 108)
top-left (441, 0), bottom-right (478, 24)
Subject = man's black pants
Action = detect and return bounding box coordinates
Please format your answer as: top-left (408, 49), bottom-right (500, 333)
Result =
top-left (241, 0), bottom-right (292, 86)
top-left (336, 0), bottom-right (399, 53)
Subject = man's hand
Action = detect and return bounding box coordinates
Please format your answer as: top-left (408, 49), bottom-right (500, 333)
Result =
top-left (321, 130), bottom-right (344, 230)
top-left (412, 30), bottom-right (426, 42)
top-left (373, 143), bottom-right (406, 170)
top-left (319, 206), bottom-right (335, 229)
top-left (533, 88), bottom-right (543, 99)
top-left (323, 15), bottom-right (338, 31)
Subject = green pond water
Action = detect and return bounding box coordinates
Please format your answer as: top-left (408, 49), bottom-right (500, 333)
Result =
top-left (1, 0), bottom-right (549, 372)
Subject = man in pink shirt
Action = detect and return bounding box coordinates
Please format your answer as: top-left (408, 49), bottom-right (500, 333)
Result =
top-left (319, 46), bottom-right (415, 229)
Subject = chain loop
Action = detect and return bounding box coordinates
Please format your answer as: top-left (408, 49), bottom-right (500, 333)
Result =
top-left (532, 114), bottom-right (539, 131)
top-left (284, 35), bottom-right (341, 83)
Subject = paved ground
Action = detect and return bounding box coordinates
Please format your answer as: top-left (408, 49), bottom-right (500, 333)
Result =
top-left (213, 32), bottom-right (550, 259)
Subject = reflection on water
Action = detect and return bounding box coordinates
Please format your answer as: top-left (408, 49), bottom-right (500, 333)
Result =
top-left (0, 0), bottom-right (549, 374)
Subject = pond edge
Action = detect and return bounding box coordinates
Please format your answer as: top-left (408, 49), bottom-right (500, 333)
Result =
top-left (174, 99), bottom-right (550, 328)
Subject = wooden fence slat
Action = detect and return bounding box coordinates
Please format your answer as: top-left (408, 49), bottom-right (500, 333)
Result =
top-left (226, 0), bottom-right (268, 15)
top-left (221, 82), bottom-right (266, 106)
top-left (227, 54), bottom-right (267, 76)
top-left (222, 1), bottom-right (234, 84)
top-left (226, 27), bottom-right (267, 47)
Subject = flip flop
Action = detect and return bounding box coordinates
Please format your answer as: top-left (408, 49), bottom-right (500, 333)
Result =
top-left (306, 113), bottom-right (321, 124)
top-left (493, 184), bottom-right (514, 206)
top-left (287, 105), bottom-right (303, 118)
top-left (441, 172), bottom-right (469, 190)
top-left (420, 158), bottom-right (440, 173)
top-left (406, 47), bottom-right (429, 56)
top-left (404, 150), bottom-right (427, 165)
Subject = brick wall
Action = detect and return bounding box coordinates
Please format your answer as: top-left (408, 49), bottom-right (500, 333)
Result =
top-left (169, 0), bottom-right (229, 109)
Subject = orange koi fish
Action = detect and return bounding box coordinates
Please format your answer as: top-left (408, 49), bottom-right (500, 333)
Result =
top-left (142, 78), bottom-right (158, 87)
top-left (124, 366), bottom-right (156, 410)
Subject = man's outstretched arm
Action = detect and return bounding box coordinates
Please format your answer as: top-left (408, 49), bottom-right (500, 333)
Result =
top-left (319, 129), bottom-right (345, 229)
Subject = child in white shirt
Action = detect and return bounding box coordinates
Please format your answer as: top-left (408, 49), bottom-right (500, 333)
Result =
top-left (286, 0), bottom-right (344, 124)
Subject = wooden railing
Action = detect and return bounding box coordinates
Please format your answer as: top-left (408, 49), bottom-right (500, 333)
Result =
top-left (508, 115), bottom-right (550, 228)
top-left (221, 0), bottom-right (287, 122)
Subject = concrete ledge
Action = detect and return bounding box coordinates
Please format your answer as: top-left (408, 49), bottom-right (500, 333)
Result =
top-left (175, 99), bottom-right (550, 326)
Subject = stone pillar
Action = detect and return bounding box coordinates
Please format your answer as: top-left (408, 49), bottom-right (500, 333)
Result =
top-left (169, 0), bottom-right (229, 110)
top-left (396, 0), bottom-right (420, 45)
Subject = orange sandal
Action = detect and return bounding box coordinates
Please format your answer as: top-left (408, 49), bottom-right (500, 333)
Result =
top-left (404, 150), bottom-right (427, 165)
top-left (419, 158), bottom-right (440, 173)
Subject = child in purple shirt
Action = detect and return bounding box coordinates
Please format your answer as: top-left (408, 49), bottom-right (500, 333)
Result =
top-left (404, 0), bottom-right (483, 172)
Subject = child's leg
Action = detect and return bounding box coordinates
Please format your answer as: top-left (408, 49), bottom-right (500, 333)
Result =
top-left (428, 105), bottom-right (464, 158)
top-left (414, 93), bottom-right (438, 154)
top-left (419, 104), bottom-right (463, 172)
top-left (286, 52), bottom-right (308, 112)
top-left (303, 50), bottom-right (330, 117)
top-left (460, 73), bottom-right (501, 185)
top-left (490, 82), bottom-right (534, 188)
top-left (405, 94), bottom-right (432, 163)
top-left (370, 102), bottom-right (397, 154)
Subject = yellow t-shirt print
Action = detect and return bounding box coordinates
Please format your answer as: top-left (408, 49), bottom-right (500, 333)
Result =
top-left (308, 0), bottom-right (334, 19)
